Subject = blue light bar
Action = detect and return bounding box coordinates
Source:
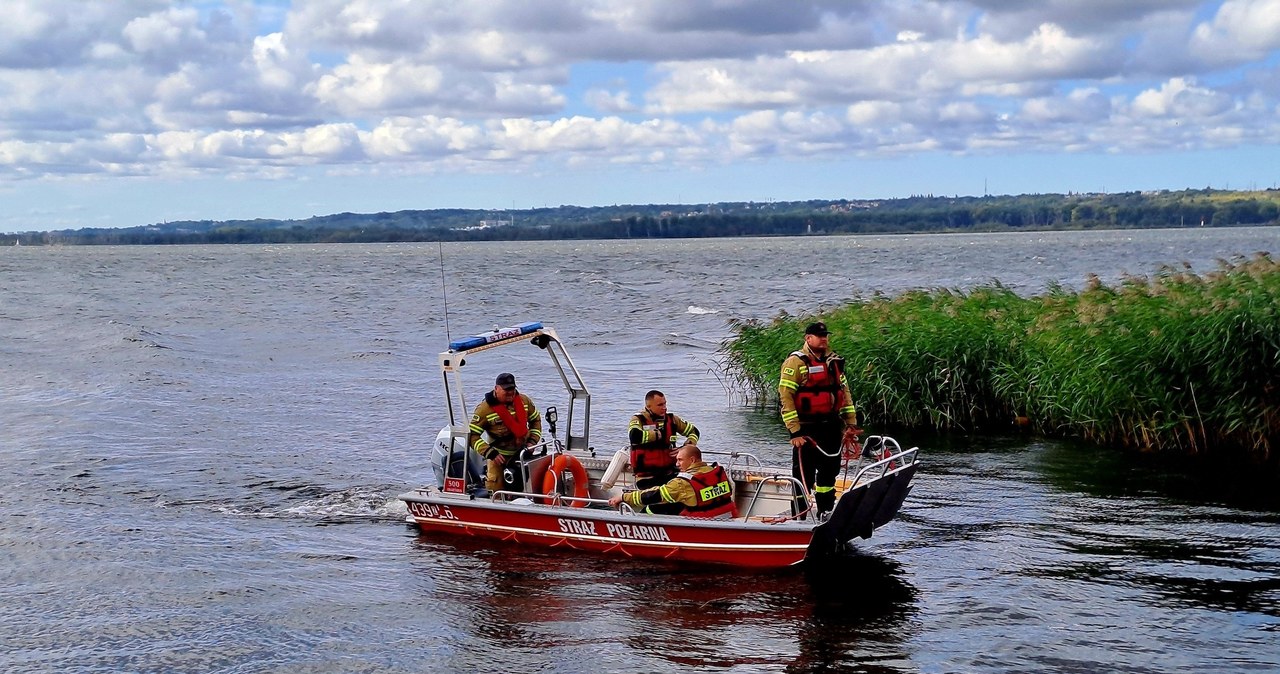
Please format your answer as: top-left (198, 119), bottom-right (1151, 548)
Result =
top-left (448, 322), bottom-right (544, 352)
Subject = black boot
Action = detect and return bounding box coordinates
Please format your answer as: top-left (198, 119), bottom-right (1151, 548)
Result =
top-left (815, 489), bottom-right (835, 516)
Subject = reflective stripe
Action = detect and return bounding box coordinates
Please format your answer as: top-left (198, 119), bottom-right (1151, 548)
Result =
top-left (779, 379), bottom-right (799, 391)
top-left (815, 485), bottom-right (835, 493)
top-left (631, 410), bottom-right (690, 475)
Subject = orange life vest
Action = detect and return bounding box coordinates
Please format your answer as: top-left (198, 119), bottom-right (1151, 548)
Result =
top-left (682, 464), bottom-right (737, 519)
top-left (630, 410), bottom-right (676, 475)
top-left (793, 352), bottom-right (844, 421)
top-left (490, 395), bottom-right (530, 446)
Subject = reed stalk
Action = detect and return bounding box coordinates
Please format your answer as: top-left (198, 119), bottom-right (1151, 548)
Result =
top-left (719, 253), bottom-right (1280, 464)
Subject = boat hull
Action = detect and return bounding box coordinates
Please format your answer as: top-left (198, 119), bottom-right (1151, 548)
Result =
top-left (401, 489), bottom-right (819, 568)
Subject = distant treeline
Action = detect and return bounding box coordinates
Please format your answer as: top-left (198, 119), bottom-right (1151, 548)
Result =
top-left (5, 188), bottom-right (1279, 245)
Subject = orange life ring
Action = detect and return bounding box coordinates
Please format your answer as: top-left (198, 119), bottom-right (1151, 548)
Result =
top-left (538, 454), bottom-right (590, 507)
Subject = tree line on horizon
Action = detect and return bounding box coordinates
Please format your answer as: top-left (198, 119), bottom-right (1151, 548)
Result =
top-left (5, 188), bottom-right (1279, 245)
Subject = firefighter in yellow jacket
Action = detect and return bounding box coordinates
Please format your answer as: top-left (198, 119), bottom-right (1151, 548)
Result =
top-left (469, 372), bottom-right (542, 492)
top-left (778, 321), bottom-right (859, 517)
top-left (627, 390), bottom-right (700, 515)
top-left (628, 390), bottom-right (700, 484)
top-left (608, 445), bottom-right (737, 520)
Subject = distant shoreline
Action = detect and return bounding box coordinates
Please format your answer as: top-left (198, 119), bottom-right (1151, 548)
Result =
top-left (4, 188), bottom-right (1278, 245)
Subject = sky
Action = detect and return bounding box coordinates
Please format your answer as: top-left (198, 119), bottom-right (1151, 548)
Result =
top-left (2, 1), bottom-right (1279, 233)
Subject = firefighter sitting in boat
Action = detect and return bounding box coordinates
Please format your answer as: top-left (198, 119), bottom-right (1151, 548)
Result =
top-left (469, 372), bottom-right (542, 492)
top-left (628, 390), bottom-right (700, 514)
top-left (608, 445), bottom-right (737, 520)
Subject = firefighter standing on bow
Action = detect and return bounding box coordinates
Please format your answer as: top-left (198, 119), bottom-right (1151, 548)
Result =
top-left (628, 390), bottom-right (700, 515)
top-left (778, 321), bottom-right (860, 517)
top-left (469, 372), bottom-right (542, 492)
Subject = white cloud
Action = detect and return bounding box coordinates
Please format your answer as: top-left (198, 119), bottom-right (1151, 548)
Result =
top-left (1021, 88), bottom-right (1111, 123)
top-left (494, 116), bottom-right (697, 158)
top-left (1130, 77), bottom-right (1232, 118)
top-left (0, 1), bottom-right (170, 69)
top-left (846, 101), bottom-right (902, 127)
top-left (294, 123), bottom-right (366, 161)
top-left (1190, 0), bottom-right (1280, 63)
top-left (250, 33), bottom-right (306, 92)
top-left (364, 116), bottom-right (487, 159)
top-left (647, 21), bottom-right (1117, 114)
top-left (584, 88), bottom-right (637, 114)
top-left (312, 56), bottom-right (447, 113)
top-left (122, 8), bottom-right (202, 59)
top-left (0, 0), bottom-right (1277, 216)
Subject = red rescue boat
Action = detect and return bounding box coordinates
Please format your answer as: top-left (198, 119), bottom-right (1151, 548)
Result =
top-left (399, 322), bottom-right (919, 569)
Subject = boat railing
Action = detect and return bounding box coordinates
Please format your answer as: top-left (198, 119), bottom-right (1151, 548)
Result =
top-left (700, 449), bottom-right (764, 472)
top-left (518, 439), bottom-right (556, 460)
top-left (490, 489), bottom-right (613, 508)
top-left (850, 444), bottom-right (919, 485)
top-left (740, 474), bottom-right (810, 521)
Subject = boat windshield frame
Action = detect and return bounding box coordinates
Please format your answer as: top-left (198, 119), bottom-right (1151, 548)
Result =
top-left (437, 325), bottom-right (592, 453)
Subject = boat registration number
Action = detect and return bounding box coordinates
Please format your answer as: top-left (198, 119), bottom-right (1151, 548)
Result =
top-left (408, 502), bottom-right (458, 521)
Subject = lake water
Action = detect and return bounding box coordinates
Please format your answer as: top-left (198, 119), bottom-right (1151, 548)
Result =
top-left (2, 229), bottom-right (1279, 673)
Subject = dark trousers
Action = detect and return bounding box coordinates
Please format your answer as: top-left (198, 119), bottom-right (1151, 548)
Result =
top-left (792, 420), bottom-right (843, 513)
top-left (635, 470), bottom-right (683, 515)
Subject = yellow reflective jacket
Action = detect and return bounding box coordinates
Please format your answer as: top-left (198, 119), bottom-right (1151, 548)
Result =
top-left (468, 392), bottom-right (542, 459)
top-left (778, 343), bottom-right (857, 436)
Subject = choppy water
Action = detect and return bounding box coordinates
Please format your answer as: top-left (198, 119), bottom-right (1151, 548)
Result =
top-left (2, 229), bottom-right (1278, 673)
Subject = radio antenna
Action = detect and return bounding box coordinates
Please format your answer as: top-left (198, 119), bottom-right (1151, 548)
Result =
top-left (438, 241), bottom-right (452, 342)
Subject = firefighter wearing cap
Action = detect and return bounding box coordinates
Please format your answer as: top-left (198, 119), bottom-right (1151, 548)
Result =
top-left (778, 321), bottom-right (859, 516)
top-left (469, 372), bottom-right (542, 492)
top-left (608, 445), bottom-right (737, 520)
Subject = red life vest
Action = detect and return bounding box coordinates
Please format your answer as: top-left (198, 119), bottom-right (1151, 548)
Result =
top-left (630, 410), bottom-right (675, 475)
top-left (682, 464), bottom-right (737, 519)
top-left (490, 395), bottom-right (530, 447)
top-left (793, 352), bottom-right (844, 421)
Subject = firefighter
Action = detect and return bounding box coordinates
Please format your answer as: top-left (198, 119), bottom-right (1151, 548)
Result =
top-left (628, 389), bottom-right (700, 498)
top-left (608, 445), bottom-right (736, 519)
top-left (778, 321), bottom-right (860, 517)
top-left (468, 372), bottom-right (542, 492)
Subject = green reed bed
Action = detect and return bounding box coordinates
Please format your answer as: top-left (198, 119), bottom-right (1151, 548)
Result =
top-left (720, 254), bottom-right (1279, 463)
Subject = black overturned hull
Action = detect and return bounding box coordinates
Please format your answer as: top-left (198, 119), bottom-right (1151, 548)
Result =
top-left (805, 459), bottom-right (919, 561)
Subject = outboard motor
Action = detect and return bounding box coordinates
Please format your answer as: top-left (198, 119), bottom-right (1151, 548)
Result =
top-left (431, 427), bottom-right (483, 490)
